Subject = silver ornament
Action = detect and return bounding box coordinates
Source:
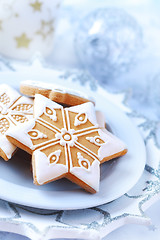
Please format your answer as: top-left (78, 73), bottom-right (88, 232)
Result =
top-left (75, 8), bottom-right (143, 84)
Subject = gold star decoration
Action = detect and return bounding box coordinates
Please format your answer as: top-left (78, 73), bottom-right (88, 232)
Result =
top-left (30, 1), bottom-right (42, 12)
top-left (15, 33), bottom-right (32, 49)
top-left (36, 20), bottom-right (54, 40)
top-left (15, 13), bottom-right (19, 17)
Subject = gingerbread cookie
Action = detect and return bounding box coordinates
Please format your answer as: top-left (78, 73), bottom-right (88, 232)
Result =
top-left (6, 94), bottom-right (127, 193)
top-left (95, 110), bottom-right (106, 129)
top-left (20, 80), bottom-right (95, 106)
top-left (0, 84), bottom-right (33, 161)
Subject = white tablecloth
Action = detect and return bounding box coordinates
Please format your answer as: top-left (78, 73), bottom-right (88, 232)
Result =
top-left (0, 202), bottom-right (160, 239)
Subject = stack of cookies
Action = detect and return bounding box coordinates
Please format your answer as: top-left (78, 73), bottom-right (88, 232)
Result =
top-left (0, 81), bottom-right (127, 193)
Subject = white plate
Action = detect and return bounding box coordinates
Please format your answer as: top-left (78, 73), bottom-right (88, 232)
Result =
top-left (0, 70), bottom-right (146, 210)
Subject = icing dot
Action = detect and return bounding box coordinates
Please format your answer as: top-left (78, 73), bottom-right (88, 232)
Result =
top-left (63, 133), bottom-right (71, 141)
top-left (78, 113), bottom-right (86, 121)
top-left (46, 107), bottom-right (53, 115)
top-left (52, 156), bottom-right (56, 161)
top-left (48, 110), bottom-right (52, 114)
top-left (49, 150), bottom-right (61, 164)
top-left (81, 160), bottom-right (89, 169)
top-left (96, 138), bottom-right (100, 143)
top-left (32, 132), bottom-right (37, 136)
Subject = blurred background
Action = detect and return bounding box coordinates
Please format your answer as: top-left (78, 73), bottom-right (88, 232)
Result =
top-left (1, 0), bottom-right (160, 123)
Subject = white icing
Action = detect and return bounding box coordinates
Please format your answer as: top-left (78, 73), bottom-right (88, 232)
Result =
top-left (86, 136), bottom-right (94, 143)
top-left (67, 102), bottom-right (98, 127)
top-left (0, 135), bottom-right (17, 159)
top-left (0, 84), bottom-right (33, 160)
top-left (70, 159), bottom-right (100, 192)
top-left (75, 141), bottom-right (98, 161)
top-left (74, 112), bottom-right (87, 126)
top-left (0, 84), bottom-right (20, 109)
top-left (97, 129), bottom-right (127, 161)
top-left (28, 129), bottom-right (47, 140)
top-left (63, 134), bottom-right (70, 140)
top-left (86, 136), bottom-right (104, 146)
top-left (33, 150), bottom-right (68, 185)
top-left (65, 108), bottom-right (71, 129)
top-left (61, 106), bottom-right (67, 129)
top-left (10, 96), bottom-right (33, 116)
top-left (21, 80), bottom-right (95, 103)
top-left (34, 139), bottom-right (59, 152)
top-left (77, 152), bottom-right (91, 172)
top-left (44, 107), bottom-right (57, 121)
top-left (96, 110), bottom-right (106, 128)
top-left (55, 128), bottom-right (77, 147)
top-left (48, 150), bottom-right (61, 165)
top-left (36, 118), bottom-right (60, 133)
top-left (6, 120), bottom-right (36, 150)
top-left (74, 126), bottom-right (98, 135)
top-left (34, 94), bottom-right (62, 119)
top-left (0, 106), bottom-right (8, 115)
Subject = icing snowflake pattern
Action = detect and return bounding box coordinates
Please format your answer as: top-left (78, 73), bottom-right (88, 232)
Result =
top-left (7, 94), bottom-right (127, 192)
top-left (0, 85), bottom-right (33, 136)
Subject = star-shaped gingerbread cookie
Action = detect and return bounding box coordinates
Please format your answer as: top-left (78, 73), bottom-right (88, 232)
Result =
top-left (0, 84), bottom-right (33, 160)
top-left (6, 94), bottom-right (127, 193)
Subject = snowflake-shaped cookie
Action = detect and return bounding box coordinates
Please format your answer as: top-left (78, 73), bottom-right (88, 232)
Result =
top-left (0, 84), bottom-right (33, 160)
top-left (7, 94), bottom-right (127, 193)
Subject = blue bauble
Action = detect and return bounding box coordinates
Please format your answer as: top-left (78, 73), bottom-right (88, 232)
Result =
top-left (75, 8), bottom-right (143, 85)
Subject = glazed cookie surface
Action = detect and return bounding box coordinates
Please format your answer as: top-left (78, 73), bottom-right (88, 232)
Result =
top-left (20, 80), bottom-right (95, 106)
top-left (0, 84), bottom-right (33, 160)
top-left (6, 94), bottom-right (127, 193)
